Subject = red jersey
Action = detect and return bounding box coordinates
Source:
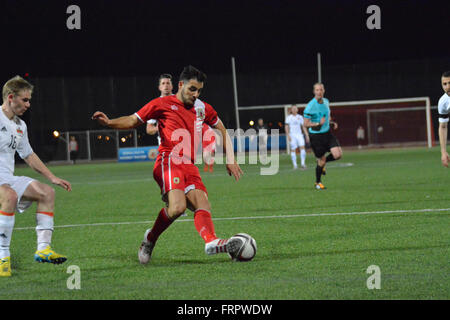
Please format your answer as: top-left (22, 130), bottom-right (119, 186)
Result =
top-left (135, 95), bottom-right (219, 163)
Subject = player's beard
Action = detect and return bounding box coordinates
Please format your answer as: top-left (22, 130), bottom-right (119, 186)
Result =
top-left (181, 90), bottom-right (195, 107)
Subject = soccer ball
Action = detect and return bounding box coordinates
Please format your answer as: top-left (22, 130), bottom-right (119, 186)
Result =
top-left (229, 233), bottom-right (257, 262)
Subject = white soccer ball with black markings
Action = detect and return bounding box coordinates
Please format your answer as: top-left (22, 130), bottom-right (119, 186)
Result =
top-left (229, 233), bottom-right (257, 262)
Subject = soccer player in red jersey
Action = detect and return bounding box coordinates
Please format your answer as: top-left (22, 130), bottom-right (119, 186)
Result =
top-left (92, 66), bottom-right (244, 263)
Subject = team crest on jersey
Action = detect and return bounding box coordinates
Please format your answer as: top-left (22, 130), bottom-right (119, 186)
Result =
top-left (194, 100), bottom-right (206, 121)
top-left (173, 177), bottom-right (180, 184)
top-left (195, 108), bottom-right (205, 121)
top-left (171, 105), bottom-right (178, 111)
top-left (16, 128), bottom-right (23, 136)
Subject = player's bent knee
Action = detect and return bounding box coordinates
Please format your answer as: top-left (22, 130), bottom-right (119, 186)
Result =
top-left (44, 185), bottom-right (56, 202)
top-left (0, 186), bottom-right (18, 208)
top-left (167, 203), bottom-right (187, 219)
top-left (331, 148), bottom-right (343, 160)
top-left (27, 181), bottom-right (55, 204)
top-left (38, 184), bottom-right (55, 204)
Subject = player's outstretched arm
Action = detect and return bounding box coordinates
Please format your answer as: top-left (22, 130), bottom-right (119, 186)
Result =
top-left (213, 119), bottom-right (243, 181)
top-left (439, 122), bottom-right (449, 167)
top-left (92, 111), bottom-right (140, 129)
top-left (24, 153), bottom-right (72, 191)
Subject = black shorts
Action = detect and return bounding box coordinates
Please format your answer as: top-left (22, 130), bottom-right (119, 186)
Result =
top-left (309, 131), bottom-right (340, 158)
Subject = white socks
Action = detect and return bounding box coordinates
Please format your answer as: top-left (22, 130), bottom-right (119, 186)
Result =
top-left (0, 211), bottom-right (55, 257)
top-left (36, 212), bottom-right (54, 251)
top-left (290, 151), bottom-right (297, 168)
top-left (0, 212), bottom-right (15, 259)
top-left (300, 149), bottom-right (306, 166)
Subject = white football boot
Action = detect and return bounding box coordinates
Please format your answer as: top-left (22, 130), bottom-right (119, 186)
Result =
top-left (205, 237), bottom-right (243, 257)
top-left (138, 229), bottom-right (155, 264)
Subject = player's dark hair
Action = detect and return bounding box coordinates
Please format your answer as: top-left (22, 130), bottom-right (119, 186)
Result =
top-left (179, 65), bottom-right (207, 83)
top-left (442, 71), bottom-right (450, 78)
top-left (158, 73), bottom-right (172, 84)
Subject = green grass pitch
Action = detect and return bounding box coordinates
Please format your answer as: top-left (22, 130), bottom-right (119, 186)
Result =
top-left (1, 147), bottom-right (449, 300)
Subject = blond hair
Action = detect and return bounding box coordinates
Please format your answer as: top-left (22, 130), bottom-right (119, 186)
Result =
top-left (313, 82), bottom-right (324, 89)
top-left (2, 75), bottom-right (34, 102)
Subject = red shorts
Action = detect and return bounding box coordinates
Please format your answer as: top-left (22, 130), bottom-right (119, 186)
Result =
top-left (153, 152), bottom-right (207, 201)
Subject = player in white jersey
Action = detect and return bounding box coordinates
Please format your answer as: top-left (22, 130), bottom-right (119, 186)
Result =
top-left (285, 105), bottom-right (309, 169)
top-left (438, 71), bottom-right (450, 167)
top-left (146, 74), bottom-right (174, 145)
top-left (0, 76), bottom-right (71, 277)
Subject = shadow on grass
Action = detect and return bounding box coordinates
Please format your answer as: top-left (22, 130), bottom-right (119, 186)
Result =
top-left (78, 251), bottom-right (233, 272)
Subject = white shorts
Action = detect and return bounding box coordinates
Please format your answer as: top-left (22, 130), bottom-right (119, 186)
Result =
top-left (0, 175), bottom-right (35, 213)
top-left (289, 133), bottom-right (305, 150)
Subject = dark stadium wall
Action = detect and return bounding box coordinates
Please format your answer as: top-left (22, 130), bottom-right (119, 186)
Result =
top-left (16, 56), bottom-right (450, 160)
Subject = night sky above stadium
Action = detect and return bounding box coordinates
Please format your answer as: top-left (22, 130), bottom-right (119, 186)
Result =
top-left (1, 0), bottom-right (449, 78)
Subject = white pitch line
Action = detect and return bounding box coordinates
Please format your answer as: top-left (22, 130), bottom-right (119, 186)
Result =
top-left (14, 208), bottom-right (450, 231)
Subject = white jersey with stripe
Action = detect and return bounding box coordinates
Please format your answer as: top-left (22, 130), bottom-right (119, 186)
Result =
top-left (0, 109), bottom-right (33, 175)
top-left (285, 114), bottom-right (304, 135)
top-left (438, 93), bottom-right (450, 123)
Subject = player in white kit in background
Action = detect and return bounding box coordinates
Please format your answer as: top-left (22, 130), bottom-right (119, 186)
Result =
top-left (285, 105), bottom-right (310, 169)
top-left (0, 76), bottom-right (72, 277)
top-left (438, 71), bottom-right (450, 167)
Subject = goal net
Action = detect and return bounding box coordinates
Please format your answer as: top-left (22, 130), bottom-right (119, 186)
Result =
top-left (282, 97), bottom-right (433, 150)
top-left (366, 106), bottom-right (435, 147)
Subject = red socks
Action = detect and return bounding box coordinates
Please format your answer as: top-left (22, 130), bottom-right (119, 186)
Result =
top-left (146, 208), bottom-right (218, 244)
top-left (146, 208), bottom-right (173, 243)
top-left (194, 209), bottom-right (217, 243)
